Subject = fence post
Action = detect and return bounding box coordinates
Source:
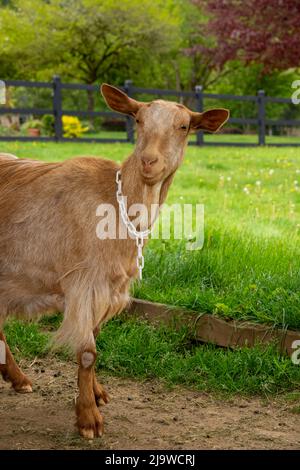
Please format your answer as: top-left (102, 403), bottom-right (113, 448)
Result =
top-left (257, 89), bottom-right (266, 146)
top-left (195, 85), bottom-right (204, 145)
top-left (53, 75), bottom-right (63, 141)
top-left (124, 80), bottom-right (135, 144)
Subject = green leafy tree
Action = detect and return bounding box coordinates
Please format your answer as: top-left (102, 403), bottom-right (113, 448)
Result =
top-left (0, 0), bottom-right (180, 111)
top-left (54, 0), bottom-right (179, 111)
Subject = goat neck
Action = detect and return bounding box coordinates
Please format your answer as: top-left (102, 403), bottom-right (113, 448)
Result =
top-left (120, 152), bottom-right (174, 231)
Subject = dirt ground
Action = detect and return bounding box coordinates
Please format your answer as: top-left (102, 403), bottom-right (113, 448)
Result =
top-left (0, 358), bottom-right (299, 450)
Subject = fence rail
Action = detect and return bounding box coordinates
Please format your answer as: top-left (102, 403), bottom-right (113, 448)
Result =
top-left (0, 76), bottom-right (299, 146)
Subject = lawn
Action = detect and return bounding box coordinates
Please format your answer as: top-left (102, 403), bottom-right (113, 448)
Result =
top-left (81, 130), bottom-right (300, 145)
top-left (136, 145), bottom-right (300, 330)
top-left (5, 318), bottom-right (300, 396)
top-left (1, 140), bottom-right (300, 395)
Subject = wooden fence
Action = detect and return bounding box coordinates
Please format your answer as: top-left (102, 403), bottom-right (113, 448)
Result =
top-left (0, 76), bottom-right (299, 146)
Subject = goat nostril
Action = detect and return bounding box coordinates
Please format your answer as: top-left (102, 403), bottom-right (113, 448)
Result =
top-left (142, 157), bottom-right (158, 168)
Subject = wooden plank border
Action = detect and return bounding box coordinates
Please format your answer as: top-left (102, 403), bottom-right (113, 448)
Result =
top-left (126, 298), bottom-right (300, 356)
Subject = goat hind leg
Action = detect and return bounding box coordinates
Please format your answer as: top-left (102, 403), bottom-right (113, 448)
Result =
top-left (76, 349), bottom-right (104, 439)
top-left (0, 331), bottom-right (32, 393)
top-left (93, 370), bottom-right (110, 406)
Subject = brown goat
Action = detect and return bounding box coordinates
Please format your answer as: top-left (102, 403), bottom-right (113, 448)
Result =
top-left (0, 84), bottom-right (229, 438)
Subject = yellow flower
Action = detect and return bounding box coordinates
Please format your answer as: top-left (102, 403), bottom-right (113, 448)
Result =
top-left (62, 116), bottom-right (89, 138)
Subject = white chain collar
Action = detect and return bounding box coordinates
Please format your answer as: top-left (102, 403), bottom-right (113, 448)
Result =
top-left (116, 170), bottom-right (152, 280)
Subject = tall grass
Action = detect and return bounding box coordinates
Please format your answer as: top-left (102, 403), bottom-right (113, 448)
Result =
top-left (5, 317), bottom-right (300, 396)
top-left (97, 317), bottom-right (300, 395)
top-left (134, 231), bottom-right (300, 329)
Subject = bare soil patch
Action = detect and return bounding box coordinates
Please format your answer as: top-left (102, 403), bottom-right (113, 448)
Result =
top-left (0, 358), bottom-right (299, 450)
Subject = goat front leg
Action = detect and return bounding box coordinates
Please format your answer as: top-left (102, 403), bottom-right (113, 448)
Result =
top-left (76, 349), bottom-right (104, 439)
top-left (0, 331), bottom-right (32, 393)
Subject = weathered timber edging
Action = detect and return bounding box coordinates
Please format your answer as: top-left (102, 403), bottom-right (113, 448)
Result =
top-left (126, 298), bottom-right (300, 356)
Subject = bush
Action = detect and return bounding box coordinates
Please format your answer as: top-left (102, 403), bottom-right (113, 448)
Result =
top-left (62, 115), bottom-right (89, 138)
top-left (42, 114), bottom-right (55, 136)
top-left (21, 119), bottom-right (43, 130)
top-left (0, 124), bottom-right (19, 136)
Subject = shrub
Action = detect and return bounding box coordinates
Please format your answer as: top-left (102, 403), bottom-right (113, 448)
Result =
top-left (42, 114), bottom-right (55, 136)
top-left (0, 124), bottom-right (18, 136)
top-left (62, 115), bottom-right (89, 138)
top-left (21, 119), bottom-right (43, 130)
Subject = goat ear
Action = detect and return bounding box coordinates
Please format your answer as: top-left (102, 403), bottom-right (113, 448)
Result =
top-left (189, 108), bottom-right (230, 133)
top-left (101, 83), bottom-right (141, 117)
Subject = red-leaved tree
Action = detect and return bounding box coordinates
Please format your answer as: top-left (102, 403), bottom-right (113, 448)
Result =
top-left (191, 0), bottom-right (300, 74)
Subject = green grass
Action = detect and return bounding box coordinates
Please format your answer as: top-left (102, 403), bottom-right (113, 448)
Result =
top-left (4, 316), bottom-right (300, 396)
top-left (85, 131), bottom-right (299, 145)
top-left (97, 318), bottom-right (300, 395)
top-left (4, 321), bottom-right (49, 359)
top-left (0, 140), bottom-right (133, 163)
top-left (134, 145), bottom-right (300, 330)
top-left (134, 238), bottom-right (300, 329)
top-left (85, 132), bottom-right (300, 145)
top-left (204, 133), bottom-right (300, 144)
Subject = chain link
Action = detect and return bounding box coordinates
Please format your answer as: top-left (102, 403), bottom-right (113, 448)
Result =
top-left (116, 170), bottom-right (151, 280)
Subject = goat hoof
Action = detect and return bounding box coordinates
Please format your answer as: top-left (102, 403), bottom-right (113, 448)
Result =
top-left (15, 383), bottom-right (33, 393)
top-left (80, 426), bottom-right (103, 439)
top-left (13, 378), bottom-right (33, 393)
top-left (80, 428), bottom-right (95, 439)
top-left (77, 405), bottom-right (104, 439)
top-left (95, 386), bottom-right (110, 406)
top-left (96, 396), bottom-right (109, 407)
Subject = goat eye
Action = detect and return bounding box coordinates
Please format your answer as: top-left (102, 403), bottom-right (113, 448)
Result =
top-left (180, 125), bottom-right (187, 130)
top-left (136, 118), bottom-right (140, 124)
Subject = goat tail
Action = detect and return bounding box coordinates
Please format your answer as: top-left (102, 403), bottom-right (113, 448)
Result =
top-left (53, 315), bottom-right (95, 354)
top-left (53, 276), bottom-right (104, 353)
top-left (52, 272), bottom-right (111, 353)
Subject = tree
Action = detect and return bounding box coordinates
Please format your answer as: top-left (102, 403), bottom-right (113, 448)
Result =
top-left (192, 0), bottom-right (300, 74)
top-left (55, 0), bottom-right (179, 111)
top-left (173, 0), bottom-right (240, 91)
top-left (0, 0), bottom-right (179, 84)
top-left (0, 0), bottom-right (181, 115)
